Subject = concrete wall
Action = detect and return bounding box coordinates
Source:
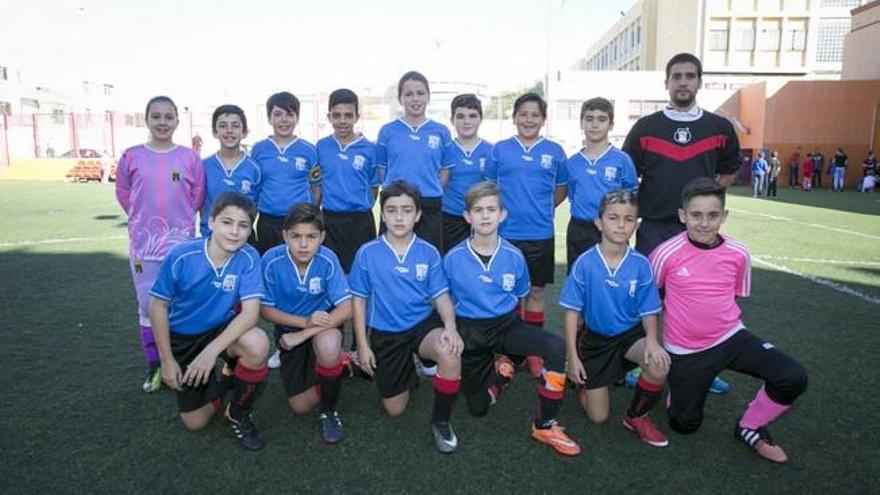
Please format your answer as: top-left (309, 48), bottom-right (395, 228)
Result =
top-left (842, 1), bottom-right (880, 79)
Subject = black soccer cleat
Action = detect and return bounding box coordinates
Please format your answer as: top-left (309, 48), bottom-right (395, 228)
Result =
top-left (225, 405), bottom-right (263, 451)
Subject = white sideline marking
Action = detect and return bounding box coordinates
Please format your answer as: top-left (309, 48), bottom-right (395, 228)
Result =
top-left (753, 257), bottom-right (880, 306)
top-left (0, 235), bottom-right (127, 247)
top-left (755, 255), bottom-right (880, 267)
top-left (729, 208), bottom-right (880, 241)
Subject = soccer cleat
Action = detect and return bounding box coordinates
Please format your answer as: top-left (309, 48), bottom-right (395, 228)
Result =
top-left (142, 366), bottom-right (162, 393)
top-left (414, 354), bottom-right (437, 378)
top-left (735, 423), bottom-right (788, 463)
top-left (525, 355), bottom-right (544, 379)
top-left (531, 420), bottom-right (581, 456)
top-left (267, 349), bottom-right (281, 370)
top-left (431, 421), bottom-right (458, 454)
top-left (710, 376), bottom-right (731, 394)
top-left (622, 414), bottom-right (669, 448)
top-left (318, 411), bottom-right (344, 444)
top-left (225, 405), bottom-right (263, 451)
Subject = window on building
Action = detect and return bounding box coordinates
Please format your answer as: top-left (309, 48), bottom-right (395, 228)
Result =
top-left (709, 29), bottom-right (730, 50)
top-left (735, 28), bottom-right (755, 50)
top-left (102, 84), bottom-right (114, 96)
top-left (815, 18), bottom-right (850, 62)
top-left (757, 28), bottom-right (780, 50)
top-left (819, 0), bottom-right (860, 7)
top-left (0, 66), bottom-right (7, 81)
top-left (556, 100), bottom-right (581, 120)
top-left (628, 100), bottom-right (666, 120)
top-left (51, 108), bottom-right (65, 125)
top-left (787, 29), bottom-right (807, 50)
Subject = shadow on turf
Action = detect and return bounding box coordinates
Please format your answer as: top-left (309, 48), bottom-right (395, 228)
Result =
top-left (727, 185), bottom-right (880, 216)
top-left (93, 214), bottom-right (122, 221)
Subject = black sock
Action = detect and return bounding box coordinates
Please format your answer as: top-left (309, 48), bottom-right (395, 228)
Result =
top-left (627, 375), bottom-right (663, 418)
top-left (229, 363), bottom-right (267, 420)
top-left (536, 395), bottom-right (562, 428)
top-left (431, 376), bottom-right (460, 423)
top-left (317, 362), bottom-right (344, 414)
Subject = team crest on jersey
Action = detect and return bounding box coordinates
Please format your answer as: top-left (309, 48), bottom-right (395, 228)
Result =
top-left (540, 154), bottom-right (553, 169)
top-left (502, 273), bottom-right (516, 292)
top-left (295, 157), bottom-right (307, 171)
top-left (415, 263), bottom-right (428, 281)
top-left (221, 275), bottom-right (237, 292)
top-left (629, 279), bottom-right (637, 297)
top-left (352, 155), bottom-right (366, 170)
top-left (309, 277), bottom-right (322, 295)
top-left (479, 158), bottom-right (486, 172)
top-left (673, 127), bottom-right (692, 144)
top-left (240, 180), bottom-right (252, 194)
top-left (604, 166), bottom-right (617, 181)
top-left (428, 135), bottom-right (441, 149)
top-left (171, 171), bottom-right (181, 182)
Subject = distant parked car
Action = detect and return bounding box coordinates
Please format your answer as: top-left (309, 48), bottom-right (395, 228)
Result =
top-left (60, 148), bottom-right (101, 158)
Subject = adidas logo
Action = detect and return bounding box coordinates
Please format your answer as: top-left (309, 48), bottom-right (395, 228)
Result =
top-left (676, 267), bottom-right (691, 277)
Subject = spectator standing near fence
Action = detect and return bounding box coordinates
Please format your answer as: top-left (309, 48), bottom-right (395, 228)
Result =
top-left (811, 148), bottom-right (824, 189)
top-left (767, 151), bottom-right (780, 198)
top-left (788, 146), bottom-right (801, 188)
top-left (831, 148), bottom-right (848, 192)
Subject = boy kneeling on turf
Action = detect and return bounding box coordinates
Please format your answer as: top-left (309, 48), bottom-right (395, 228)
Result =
top-left (444, 182), bottom-right (581, 456)
top-left (349, 180), bottom-right (463, 454)
top-left (260, 203), bottom-right (353, 444)
top-left (650, 177), bottom-right (808, 463)
top-left (149, 192), bottom-right (269, 451)
top-left (561, 190), bottom-right (670, 449)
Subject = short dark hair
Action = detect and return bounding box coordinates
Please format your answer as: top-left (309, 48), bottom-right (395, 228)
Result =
top-left (380, 180), bottom-right (421, 211)
top-left (266, 91), bottom-right (300, 119)
top-left (513, 93), bottom-right (547, 119)
top-left (579, 97), bottom-right (614, 123)
top-left (681, 176), bottom-right (726, 208)
top-left (211, 104), bottom-right (248, 133)
top-left (145, 96), bottom-right (177, 121)
top-left (597, 189), bottom-right (638, 218)
top-left (464, 181), bottom-right (501, 211)
top-left (450, 94), bottom-right (483, 118)
top-left (665, 52), bottom-right (703, 79)
top-left (210, 192), bottom-right (257, 223)
top-left (397, 71), bottom-right (430, 98)
top-left (328, 88), bottom-right (359, 115)
top-left (283, 202), bottom-right (324, 231)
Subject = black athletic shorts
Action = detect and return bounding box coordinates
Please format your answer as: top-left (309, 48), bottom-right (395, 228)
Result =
top-left (379, 197), bottom-right (443, 252)
top-left (369, 312), bottom-right (443, 398)
top-left (170, 322), bottom-right (232, 413)
top-left (442, 211), bottom-right (471, 254)
top-left (577, 324), bottom-right (644, 389)
top-left (274, 326), bottom-right (318, 398)
top-left (566, 217), bottom-right (601, 273)
top-left (458, 312), bottom-right (531, 395)
top-left (323, 209), bottom-right (376, 273)
top-left (509, 238), bottom-right (555, 286)
top-left (254, 212), bottom-right (286, 255)
top-left (635, 218), bottom-right (685, 257)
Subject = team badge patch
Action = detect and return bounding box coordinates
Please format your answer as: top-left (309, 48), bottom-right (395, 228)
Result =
top-left (673, 127), bottom-right (692, 144)
top-left (221, 275), bottom-right (237, 292)
top-left (502, 273), bottom-right (515, 292)
top-left (415, 263), bottom-right (428, 281)
top-left (295, 157), bottom-right (307, 171)
top-left (604, 166), bottom-right (617, 181)
top-left (428, 135), bottom-right (441, 149)
top-left (241, 180), bottom-right (252, 194)
top-left (171, 171), bottom-right (180, 182)
top-left (629, 279), bottom-right (637, 297)
top-left (352, 155), bottom-right (365, 170)
top-left (540, 154), bottom-right (553, 169)
top-left (309, 277), bottom-right (322, 295)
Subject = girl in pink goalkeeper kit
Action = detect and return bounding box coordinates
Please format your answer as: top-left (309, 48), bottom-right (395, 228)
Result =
top-left (115, 96), bottom-right (205, 393)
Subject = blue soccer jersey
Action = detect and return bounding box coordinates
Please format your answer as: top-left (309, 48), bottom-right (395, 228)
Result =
top-left (566, 145), bottom-right (638, 222)
top-left (200, 153), bottom-right (262, 236)
top-left (349, 235), bottom-right (448, 333)
top-left (251, 137), bottom-right (319, 216)
top-left (261, 244), bottom-right (351, 329)
top-left (150, 239), bottom-right (263, 335)
top-left (316, 135), bottom-right (379, 213)
top-left (443, 238), bottom-right (530, 319)
top-left (441, 139), bottom-right (493, 216)
top-left (486, 137), bottom-right (568, 240)
top-left (376, 119), bottom-right (452, 198)
top-left (559, 246), bottom-right (662, 337)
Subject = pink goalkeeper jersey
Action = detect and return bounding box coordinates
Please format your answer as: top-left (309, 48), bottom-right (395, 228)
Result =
top-left (115, 144), bottom-right (204, 261)
top-left (649, 231), bottom-right (751, 353)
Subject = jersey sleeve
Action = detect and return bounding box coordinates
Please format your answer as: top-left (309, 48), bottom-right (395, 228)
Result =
top-left (485, 146), bottom-right (499, 182)
top-left (441, 142), bottom-right (456, 169)
top-left (558, 258), bottom-right (585, 312)
top-left (307, 146), bottom-right (322, 185)
top-left (251, 160), bottom-right (263, 202)
top-left (622, 120), bottom-right (645, 176)
top-left (554, 147), bottom-right (568, 185)
top-left (636, 259), bottom-right (662, 316)
top-left (513, 252), bottom-right (530, 299)
top-left (238, 250), bottom-right (264, 301)
top-left (649, 249), bottom-right (667, 290)
top-left (428, 251), bottom-right (449, 300)
top-left (326, 256), bottom-right (352, 306)
top-left (260, 255), bottom-right (278, 307)
top-left (149, 253), bottom-right (178, 301)
top-left (376, 126), bottom-right (389, 168)
top-left (348, 247), bottom-right (371, 298)
top-left (114, 151), bottom-right (132, 214)
top-left (716, 119), bottom-right (741, 176)
top-left (620, 152), bottom-right (639, 191)
top-left (187, 150), bottom-right (206, 211)
top-left (368, 144), bottom-right (381, 186)
top-left (734, 247), bottom-right (752, 298)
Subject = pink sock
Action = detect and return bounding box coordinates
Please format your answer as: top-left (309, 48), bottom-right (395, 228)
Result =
top-left (739, 386), bottom-right (790, 430)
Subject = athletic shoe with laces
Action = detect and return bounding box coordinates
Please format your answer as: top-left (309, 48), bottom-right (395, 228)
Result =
top-left (622, 414), bottom-right (669, 447)
top-left (431, 421), bottom-right (458, 454)
top-left (225, 405), bottom-right (263, 451)
top-left (531, 420), bottom-right (581, 456)
top-left (142, 366), bottom-right (162, 393)
top-left (319, 411), bottom-right (344, 444)
top-left (710, 376), bottom-right (731, 394)
top-left (267, 349), bottom-right (281, 369)
top-left (734, 423), bottom-right (788, 463)
top-left (414, 354), bottom-right (437, 378)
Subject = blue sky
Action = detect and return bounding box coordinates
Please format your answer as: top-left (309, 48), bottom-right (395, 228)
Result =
top-left (1, 0), bottom-right (631, 105)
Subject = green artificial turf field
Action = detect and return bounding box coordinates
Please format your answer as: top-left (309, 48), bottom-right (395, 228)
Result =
top-left (2, 181), bottom-right (878, 493)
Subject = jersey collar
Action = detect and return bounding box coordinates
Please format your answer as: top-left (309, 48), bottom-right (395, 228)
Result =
top-left (453, 138), bottom-right (483, 158)
top-left (268, 136), bottom-right (300, 154)
top-left (662, 104), bottom-right (703, 122)
top-left (513, 136), bottom-right (545, 153)
top-left (579, 143), bottom-right (613, 166)
top-left (594, 245), bottom-right (630, 279)
top-left (397, 118), bottom-right (431, 134)
top-left (466, 237), bottom-right (500, 272)
top-left (203, 238), bottom-right (235, 278)
top-left (332, 134), bottom-right (365, 153)
top-left (381, 234), bottom-right (417, 264)
top-left (212, 152), bottom-right (246, 178)
top-left (285, 247), bottom-right (316, 285)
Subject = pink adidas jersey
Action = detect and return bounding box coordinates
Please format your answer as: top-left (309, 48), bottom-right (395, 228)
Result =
top-left (115, 144), bottom-right (205, 261)
top-left (649, 231), bottom-right (751, 353)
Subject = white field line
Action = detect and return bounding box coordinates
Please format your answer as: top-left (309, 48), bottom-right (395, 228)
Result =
top-left (753, 257), bottom-right (880, 306)
top-left (0, 234), bottom-right (127, 248)
top-left (728, 208), bottom-right (880, 241)
top-left (755, 255), bottom-right (880, 267)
